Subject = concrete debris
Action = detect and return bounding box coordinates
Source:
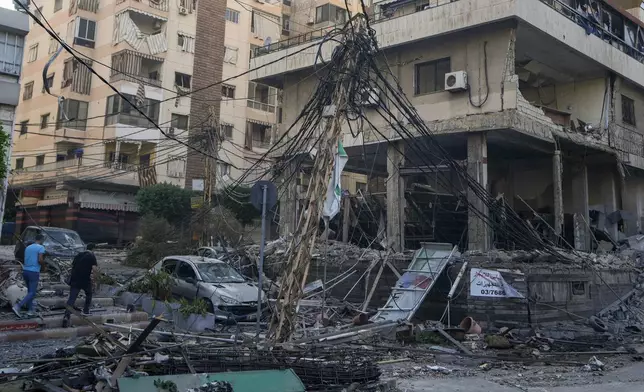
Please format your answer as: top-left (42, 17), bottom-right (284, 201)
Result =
top-left (186, 381), bottom-right (234, 392)
top-left (582, 356), bottom-right (605, 372)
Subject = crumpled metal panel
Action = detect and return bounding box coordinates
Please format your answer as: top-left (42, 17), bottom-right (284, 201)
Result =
top-left (147, 33), bottom-right (167, 55)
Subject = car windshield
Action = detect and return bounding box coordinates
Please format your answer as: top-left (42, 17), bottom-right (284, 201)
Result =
top-left (43, 230), bottom-right (84, 248)
top-left (197, 263), bottom-right (245, 283)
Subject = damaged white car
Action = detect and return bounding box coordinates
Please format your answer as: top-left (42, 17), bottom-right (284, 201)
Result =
top-left (151, 255), bottom-right (267, 320)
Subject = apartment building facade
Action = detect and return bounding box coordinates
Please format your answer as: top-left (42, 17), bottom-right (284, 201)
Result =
top-left (252, 0), bottom-right (644, 251)
top-left (11, 0), bottom-right (197, 243)
top-left (213, 0), bottom-right (283, 187)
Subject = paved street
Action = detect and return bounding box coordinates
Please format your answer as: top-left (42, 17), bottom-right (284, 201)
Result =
top-left (394, 359), bottom-right (644, 392)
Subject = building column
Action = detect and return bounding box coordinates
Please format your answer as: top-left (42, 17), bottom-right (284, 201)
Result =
top-left (571, 164), bottom-right (590, 251)
top-left (467, 132), bottom-right (489, 251)
top-left (386, 141), bottom-right (404, 252)
top-left (622, 177), bottom-right (643, 235)
top-left (600, 168), bottom-right (619, 240)
top-left (553, 150), bottom-right (564, 238)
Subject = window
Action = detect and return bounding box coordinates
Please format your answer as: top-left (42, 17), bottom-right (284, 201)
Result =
top-left (571, 281), bottom-right (586, 296)
top-left (225, 8), bottom-right (239, 23)
top-left (219, 163), bottom-right (231, 177)
top-left (221, 123), bottom-right (233, 139)
top-left (0, 32), bottom-right (25, 76)
top-left (48, 36), bottom-right (59, 54)
top-left (222, 84), bottom-right (235, 99)
top-left (162, 259), bottom-right (178, 274)
top-left (105, 94), bottom-right (160, 127)
top-left (23, 82), bottom-right (33, 100)
top-left (42, 73), bottom-right (54, 93)
top-left (36, 155), bottom-right (45, 166)
top-left (623, 95), bottom-right (636, 126)
top-left (315, 4), bottom-right (347, 24)
top-left (247, 82), bottom-right (277, 112)
top-left (54, 0), bottom-right (63, 12)
top-left (19, 120), bottom-right (28, 135)
top-left (171, 113), bottom-right (189, 130)
top-left (415, 58), bottom-right (450, 95)
top-left (75, 17), bottom-right (96, 48)
top-left (224, 46), bottom-right (238, 64)
top-left (282, 15), bottom-right (290, 34)
top-left (15, 158), bottom-right (24, 170)
top-left (27, 44), bottom-right (38, 62)
top-left (174, 72), bottom-right (191, 89)
top-left (40, 113), bottom-right (50, 129)
top-left (246, 121), bottom-right (271, 149)
top-left (177, 262), bottom-right (196, 280)
top-left (56, 99), bottom-right (89, 131)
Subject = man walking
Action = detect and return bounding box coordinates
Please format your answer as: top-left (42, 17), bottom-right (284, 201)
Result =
top-left (12, 234), bottom-right (46, 317)
top-left (62, 243), bottom-right (97, 328)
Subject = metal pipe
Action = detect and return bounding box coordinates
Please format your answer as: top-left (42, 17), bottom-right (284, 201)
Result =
top-left (103, 323), bottom-right (244, 343)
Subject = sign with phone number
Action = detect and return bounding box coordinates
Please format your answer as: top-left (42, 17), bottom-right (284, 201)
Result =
top-left (470, 268), bottom-right (524, 298)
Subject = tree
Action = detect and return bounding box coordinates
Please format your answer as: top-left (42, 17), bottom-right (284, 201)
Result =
top-left (0, 126), bottom-right (10, 187)
top-left (135, 183), bottom-right (192, 226)
top-left (216, 185), bottom-right (260, 225)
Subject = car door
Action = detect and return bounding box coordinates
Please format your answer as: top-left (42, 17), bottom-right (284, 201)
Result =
top-left (159, 258), bottom-right (180, 297)
top-left (174, 261), bottom-right (200, 300)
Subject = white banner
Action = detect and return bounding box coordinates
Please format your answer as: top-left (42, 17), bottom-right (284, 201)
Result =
top-left (470, 268), bottom-right (524, 298)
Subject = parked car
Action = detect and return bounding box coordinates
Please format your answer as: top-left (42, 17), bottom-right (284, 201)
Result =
top-left (151, 255), bottom-right (267, 320)
top-left (15, 226), bottom-right (86, 282)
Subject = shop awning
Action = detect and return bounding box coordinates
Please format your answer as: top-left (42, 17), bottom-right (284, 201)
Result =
top-left (80, 202), bottom-right (138, 212)
top-left (37, 198), bottom-right (68, 207)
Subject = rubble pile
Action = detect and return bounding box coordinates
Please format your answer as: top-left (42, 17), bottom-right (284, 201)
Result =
top-left (464, 248), bottom-right (640, 269)
top-left (243, 238), bottom-right (409, 268)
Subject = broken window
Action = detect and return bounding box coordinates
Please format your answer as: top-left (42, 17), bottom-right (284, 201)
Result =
top-left (571, 281), bottom-right (586, 296)
top-left (222, 84), bottom-right (235, 99)
top-left (221, 123), bottom-right (233, 139)
top-left (174, 72), bottom-right (191, 89)
top-left (27, 44), bottom-right (38, 62)
top-left (171, 113), bottom-right (189, 130)
top-left (19, 120), bottom-right (28, 135)
top-left (23, 82), bottom-right (33, 100)
top-left (415, 58), bottom-right (450, 95)
top-left (40, 113), bottom-right (50, 129)
top-left (36, 155), bottom-right (45, 166)
top-left (56, 99), bottom-right (89, 131)
top-left (622, 95), bottom-right (636, 126)
top-left (15, 158), bottom-right (23, 170)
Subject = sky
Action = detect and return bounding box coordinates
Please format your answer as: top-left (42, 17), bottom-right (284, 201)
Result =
top-left (0, 0), bottom-right (14, 10)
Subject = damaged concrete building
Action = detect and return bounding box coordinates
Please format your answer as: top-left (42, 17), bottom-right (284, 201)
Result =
top-left (247, 0), bottom-right (644, 326)
top-left (252, 0), bottom-right (644, 254)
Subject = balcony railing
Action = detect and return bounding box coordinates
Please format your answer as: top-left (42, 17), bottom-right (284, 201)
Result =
top-left (110, 72), bottom-right (162, 87)
top-left (103, 161), bottom-right (138, 172)
top-left (253, 0), bottom-right (644, 67)
top-left (247, 100), bottom-right (276, 113)
top-left (116, 0), bottom-right (168, 11)
top-left (609, 122), bottom-right (644, 158)
top-left (19, 158), bottom-right (82, 173)
top-left (106, 113), bottom-right (159, 128)
top-left (69, 0), bottom-right (99, 15)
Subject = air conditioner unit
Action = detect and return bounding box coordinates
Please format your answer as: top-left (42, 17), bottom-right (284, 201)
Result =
top-left (359, 87), bottom-right (380, 107)
top-left (179, 6), bottom-right (188, 15)
top-left (444, 71), bottom-right (467, 92)
top-left (307, 16), bottom-right (314, 24)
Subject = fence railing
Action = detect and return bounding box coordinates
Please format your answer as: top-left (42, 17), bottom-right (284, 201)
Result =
top-left (253, 0), bottom-right (644, 69)
top-left (609, 122), bottom-right (644, 157)
top-left (247, 100), bottom-right (276, 113)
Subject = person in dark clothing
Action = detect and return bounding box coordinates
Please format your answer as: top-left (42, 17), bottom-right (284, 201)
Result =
top-left (62, 243), bottom-right (97, 328)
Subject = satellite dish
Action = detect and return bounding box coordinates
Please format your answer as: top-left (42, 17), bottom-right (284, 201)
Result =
top-left (263, 37), bottom-right (272, 48)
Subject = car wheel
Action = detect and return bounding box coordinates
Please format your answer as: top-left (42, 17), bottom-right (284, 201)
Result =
top-left (205, 298), bottom-right (215, 313)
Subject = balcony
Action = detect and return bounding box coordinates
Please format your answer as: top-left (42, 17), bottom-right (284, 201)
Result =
top-left (113, 9), bottom-right (168, 55)
top-left (69, 0), bottom-right (100, 15)
top-left (251, 0), bottom-right (644, 91)
top-left (116, 0), bottom-right (169, 12)
top-left (110, 50), bottom-right (163, 87)
top-left (247, 82), bottom-right (278, 113)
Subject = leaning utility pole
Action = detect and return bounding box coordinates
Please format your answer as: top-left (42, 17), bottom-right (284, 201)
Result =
top-left (269, 19), bottom-right (364, 343)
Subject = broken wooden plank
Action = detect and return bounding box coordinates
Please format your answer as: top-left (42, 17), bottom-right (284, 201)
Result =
top-left (435, 327), bottom-right (473, 355)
